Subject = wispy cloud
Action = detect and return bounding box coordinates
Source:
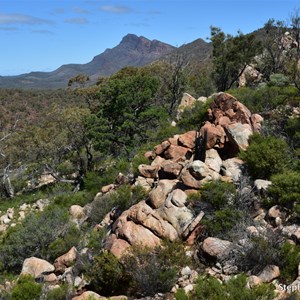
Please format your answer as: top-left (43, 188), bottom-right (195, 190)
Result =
top-left (65, 17), bottom-right (89, 24)
top-left (32, 29), bottom-right (54, 35)
top-left (72, 7), bottom-right (91, 14)
top-left (0, 13), bottom-right (53, 25)
top-left (0, 26), bottom-right (19, 31)
top-left (100, 5), bottom-right (132, 14)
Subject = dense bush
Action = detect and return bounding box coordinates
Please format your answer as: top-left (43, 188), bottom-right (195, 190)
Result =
top-left (88, 184), bottom-right (146, 226)
top-left (45, 284), bottom-right (71, 300)
top-left (175, 274), bottom-right (274, 300)
top-left (188, 181), bottom-right (241, 237)
top-left (228, 85), bottom-right (299, 113)
top-left (279, 242), bottom-right (300, 284)
top-left (267, 171), bottom-right (300, 209)
top-left (239, 133), bottom-right (291, 179)
top-left (122, 241), bottom-right (188, 297)
top-left (0, 207), bottom-right (68, 272)
top-left (10, 275), bottom-right (42, 300)
top-left (177, 98), bottom-right (213, 131)
top-left (85, 251), bottom-right (129, 296)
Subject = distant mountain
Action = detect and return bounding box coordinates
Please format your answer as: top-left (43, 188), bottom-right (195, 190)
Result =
top-left (0, 34), bottom-right (176, 89)
top-left (162, 37), bottom-right (211, 64)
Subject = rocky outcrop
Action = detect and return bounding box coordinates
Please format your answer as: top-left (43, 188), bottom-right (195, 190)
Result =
top-left (101, 92), bottom-right (262, 257)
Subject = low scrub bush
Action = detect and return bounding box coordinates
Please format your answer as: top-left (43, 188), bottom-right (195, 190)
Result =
top-left (180, 274), bottom-right (275, 300)
top-left (239, 133), bottom-right (291, 179)
top-left (279, 242), bottom-right (300, 284)
top-left (267, 171), bottom-right (300, 210)
top-left (121, 241), bottom-right (188, 297)
top-left (0, 206), bottom-right (68, 273)
top-left (85, 251), bottom-right (129, 296)
top-left (10, 275), bottom-right (42, 300)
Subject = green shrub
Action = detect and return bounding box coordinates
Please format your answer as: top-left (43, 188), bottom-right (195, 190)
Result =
top-left (279, 242), bottom-right (300, 284)
top-left (122, 244), bottom-right (179, 297)
top-left (45, 284), bottom-right (71, 300)
top-left (0, 206), bottom-right (68, 273)
top-left (177, 99), bottom-right (213, 131)
top-left (233, 230), bottom-right (283, 274)
top-left (239, 133), bottom-right (291, 179)
top-left (86, 227), bottom-right (107, 254)
top-left (199, 181), bottom-right (236, 210)
top-left (186, 274), bottom-right (274, 300)
top-left (53, 190), bottom-right (93, 208)
top-left (85, 251), bottom-right (129, 296)
top-left (202, 208), bottom-right (243, 237)
top-left (47, 224), bottom-right (81, 260)
top-left (269, 73), bottom-right (290, 87)
top-left (11, 275), bottom-right (42, 300)
top-left (228, 85), bottom-right (299, 112)
top-left (267, 171), bottom-right (300, 209)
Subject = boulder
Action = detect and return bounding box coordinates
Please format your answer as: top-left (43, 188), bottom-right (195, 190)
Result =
top-left (178, 130), bottom-right (197, 149)
top-left (177, 93), bottom-right (197, 119)
top-left (254, 179), bottom-right (272, 193)
top-left (168, 135), bottom-right (179, 146)
top-left (134, 176), bottom-right (154, 192)
top-left (54, 247), bottom-right (78, 274)
top-left (171, 189), bottom-right (187, 207)
top-left (205, 149), bottom-right (222, 173)
top-left (201, 237), bottom-right (232, 260)
top-left (70, 205), bottom-right (86, 220)
top-left (101, 183), bottom-right (116, 194)
top-left (148, 179), bottom-right (177, 208)
top-left (160, 161), bottom-right (183, 179)
top-left (164, 145), bottom-right (192, 161)
top-left (154, 140), bottom-right (170, 155)
top-left (222, 158), bottom-right (244, 182)
top-left (113, 212), bottom-right (161, 248)
top-left (251, 113), bottom-right (264, 132)
top-left (200, 122), bottom-right (226, 149)
top-left (181, 160), bottom-right (220, 189)
top-left (247, 275), bottom-right (262, 288)
top-left (127, 201), bottom-right (179, 241)
top-left (138, 164), bottom-right (159, 178)
top-left (109, 238), bottom-right (131, 259)
top-left (158, 204), bottom-right (194, 235)
top-left (225, 122), bottom-right (253, 151)
top-left (21, 257), bottom-right (55, 279)
top-left (258, 265), bottom-right (280, 283)
top-left (72, 291), bottom-right (105, 300)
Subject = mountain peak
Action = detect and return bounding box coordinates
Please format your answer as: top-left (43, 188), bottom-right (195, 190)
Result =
top-left (121, 33), bottom-right (150, 43)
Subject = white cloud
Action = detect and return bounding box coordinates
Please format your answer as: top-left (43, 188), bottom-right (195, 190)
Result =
top-left (0, 13), bottom-right (53, 25)
top-left (100, 5), bottom-right (132, 14)
top-left (65, 17), bottom-right (89, 24)
top-left (32, 29), bottom-right (54, 35)
top-left (72, 7), bottom-right (91, 14)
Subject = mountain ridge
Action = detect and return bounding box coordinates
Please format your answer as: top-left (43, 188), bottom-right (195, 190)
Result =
top-left (0, 33), bottom-right (177, 89)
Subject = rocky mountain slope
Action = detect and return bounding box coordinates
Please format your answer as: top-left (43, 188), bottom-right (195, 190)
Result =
top-left (2, 92), bottom-right (298, 299)
top-left (0, 34), bottom-right (176, 89)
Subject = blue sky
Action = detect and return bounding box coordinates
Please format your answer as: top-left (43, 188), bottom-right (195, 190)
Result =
top-left (0, 0), bottom-right (299, 76)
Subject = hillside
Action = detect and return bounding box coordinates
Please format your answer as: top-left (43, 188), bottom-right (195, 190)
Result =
top-left (0, 34), bottom-right (176, 89)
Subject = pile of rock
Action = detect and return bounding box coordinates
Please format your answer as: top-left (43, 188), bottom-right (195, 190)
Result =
top-left (100, 92), bottom-right (263, 257)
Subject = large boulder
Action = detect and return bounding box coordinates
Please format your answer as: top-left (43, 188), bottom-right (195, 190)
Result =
top-left (225, 122), bottom-right (253, 151)
top-left (148, 179), bottom-right (177, 208)
top-left (127, 201), bottom-right (179, 241)
top-left (201, 237), bottom-right (232, 260)
top-left (181, 160), bottom-right (220, 189)
top-left (178, 130), bottom-right (197, 149)
top-left (21, 257), bottom-right (55, 279)
top-left (54, 247), bottom-right (78, 274)
top-left (258, 265), bottom-right (280, 283)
